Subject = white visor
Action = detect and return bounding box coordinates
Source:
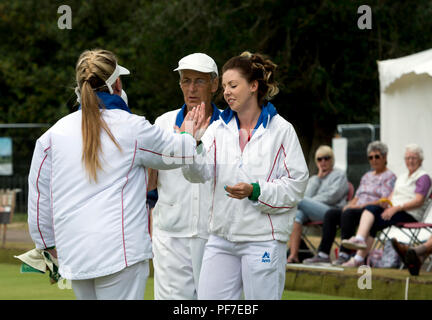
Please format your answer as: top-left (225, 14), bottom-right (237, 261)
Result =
top-left (75, 64), bottom-right (130, 102)
top-left (105, 64), bottom-right (130, 94)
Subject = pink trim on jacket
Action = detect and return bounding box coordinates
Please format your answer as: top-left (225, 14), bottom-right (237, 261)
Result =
top-left (121, 141), bottom-right (138, 267)
top-left (138, 148), bottom-right (194, 159)
top-left (36, 148), bottom-right (50, 248)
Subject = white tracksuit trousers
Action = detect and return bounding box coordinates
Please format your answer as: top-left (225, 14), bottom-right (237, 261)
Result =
top-left (198, 235), bottom-right (287, 300)
top-left (71, 260), bottom-right (149, 300)
top-left (153, 233), bottom-right (207, 300)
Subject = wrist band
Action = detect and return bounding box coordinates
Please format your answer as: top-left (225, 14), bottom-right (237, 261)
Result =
top-left (248, 182), bottom-right (261, 201)
top-left (180, 131), bottom-right (193, 138)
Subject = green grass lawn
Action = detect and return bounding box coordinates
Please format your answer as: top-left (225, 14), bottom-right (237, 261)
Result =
top-left (0, 263), bottom-right (353, 300)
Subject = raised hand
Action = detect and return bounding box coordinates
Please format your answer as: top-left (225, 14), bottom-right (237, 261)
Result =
top-left (174, 102), bottom-right (210, 142)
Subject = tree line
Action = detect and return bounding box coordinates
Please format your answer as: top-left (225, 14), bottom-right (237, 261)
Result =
top-left (1, 0), bottom-right (431, 174)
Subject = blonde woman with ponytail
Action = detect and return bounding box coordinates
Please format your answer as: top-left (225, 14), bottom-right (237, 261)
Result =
top-left (181, 52), bottom-right (309, 299)
top-left (27, 49), bottom-right (207, 300)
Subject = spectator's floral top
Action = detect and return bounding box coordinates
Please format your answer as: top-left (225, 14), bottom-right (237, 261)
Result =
top-left (355, 169), bottom-right (397, 206)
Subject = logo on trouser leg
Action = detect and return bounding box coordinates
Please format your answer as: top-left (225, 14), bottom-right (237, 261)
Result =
top-left (262, 251), bottom-right (271, 263)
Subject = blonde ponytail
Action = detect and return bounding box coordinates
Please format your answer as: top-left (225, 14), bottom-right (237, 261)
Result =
top-left (76, 49), bottom-right (121, 182)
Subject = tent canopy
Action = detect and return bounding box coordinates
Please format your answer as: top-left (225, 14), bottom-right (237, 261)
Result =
top-left (378, 48), bottom-right (432, 178)
top-left (378, 48), bottom-right (432, 92)
top-left (378, 48), bottom-right (432, 242)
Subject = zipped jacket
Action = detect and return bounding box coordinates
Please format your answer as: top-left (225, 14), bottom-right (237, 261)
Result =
top-left (27, 93), bottom-right (196, 280)
top-left (152, 104), bottom-right (220, 238)
top-left (182, 103), bottom-right (309, 242)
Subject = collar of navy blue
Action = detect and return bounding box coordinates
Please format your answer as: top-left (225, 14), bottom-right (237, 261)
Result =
top-left (220, 101), bottom-right (278, 130)
top-left (175, 102), bottom-right (221, 128)
top-left (78, 92), bottom-right (132, 114)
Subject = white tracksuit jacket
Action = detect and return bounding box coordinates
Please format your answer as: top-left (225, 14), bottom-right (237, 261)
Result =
top-left (182, 103), bottom-right (309, 242)
top-left (152, 107), bottom-right (218, 238)
top-left (27, 104), bottom-right (196, 280)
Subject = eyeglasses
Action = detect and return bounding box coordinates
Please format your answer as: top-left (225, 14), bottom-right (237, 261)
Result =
top-left (368, 154), bottom-right (381, 160)
top-left (405, 156), bottom-right (419, 161)
top-left (317, 156), bottom-right (331, 162)
top-left (180, 78), bottom-right (208, 88)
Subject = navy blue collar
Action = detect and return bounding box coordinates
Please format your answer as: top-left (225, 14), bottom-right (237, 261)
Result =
top-left (220, 102), bottom-right (278, 130)
top-left (175, 103), bottom-right (221, 128)
top-left (78, 92), bottom-right (132, 113)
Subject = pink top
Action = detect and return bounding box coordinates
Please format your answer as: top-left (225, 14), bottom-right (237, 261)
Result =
top-left (355, 169), bottom-right (397, 206)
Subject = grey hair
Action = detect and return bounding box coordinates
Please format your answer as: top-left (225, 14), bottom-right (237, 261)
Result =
top-left (405, 143), bottom-right (424, 161)
top-left (367, 141), bottom-right (388, 156)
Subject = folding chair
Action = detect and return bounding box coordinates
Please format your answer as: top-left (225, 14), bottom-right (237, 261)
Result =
top-left (377, 192), bottom-right (432, 268)
top-left (301, 181), bottom-right (355, 255)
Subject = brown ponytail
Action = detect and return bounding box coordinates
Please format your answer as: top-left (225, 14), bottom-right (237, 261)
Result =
top-left (76, 49), bottom-right (121, 182)
top-left (222, 51), bottom-right (279, 105)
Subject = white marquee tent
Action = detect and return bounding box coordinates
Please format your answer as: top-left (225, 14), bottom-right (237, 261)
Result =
top-left (377, 48), bottom-right (432, 243)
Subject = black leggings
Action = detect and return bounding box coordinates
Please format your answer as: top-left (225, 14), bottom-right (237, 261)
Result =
top-left (318, 208), bottom-right (364, 255)
top-left (364, 205), bottom-right (417, 237)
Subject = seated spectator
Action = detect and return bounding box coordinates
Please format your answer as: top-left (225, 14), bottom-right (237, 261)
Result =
top-left (391, 236), bottom-right (432, 276)
top-left (287, 145), bottom-right (348, 263)
top-left (303, 141), bottom-right (396, 265)
top-left (341, 143), bottom-right (432, 267)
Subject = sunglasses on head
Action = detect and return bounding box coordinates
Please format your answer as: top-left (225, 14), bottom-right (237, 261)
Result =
top-left (317, 156), bottom-right (331, 162)
top-left (368, 154), bottom-right (381, 160)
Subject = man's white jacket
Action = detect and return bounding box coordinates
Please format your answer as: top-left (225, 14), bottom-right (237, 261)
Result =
top-left (27, 98), bottom-right (196, 280)
top-left (182, 103), bottom-right (309, 242)
top-left (152, 105), bottom-right (219, 238)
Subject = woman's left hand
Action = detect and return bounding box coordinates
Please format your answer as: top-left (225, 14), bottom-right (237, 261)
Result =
top-left (225, 183), bottom-right (253, 199)
top-left (381, 206), bottom-right (399, 221)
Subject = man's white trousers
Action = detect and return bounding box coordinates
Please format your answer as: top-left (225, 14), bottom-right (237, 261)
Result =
top-left (153, 233), bottom-right (207, 299)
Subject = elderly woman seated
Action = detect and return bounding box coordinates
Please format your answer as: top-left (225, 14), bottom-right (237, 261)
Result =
top-left (303, 141), bottom-right (396, 265)
top-left (341, 143), bottom-right (432, 267)
top-left (287, 145), bottom-right (348, 263)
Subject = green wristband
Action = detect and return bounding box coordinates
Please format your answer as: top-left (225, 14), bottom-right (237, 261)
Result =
top-left (180, 131), bottom-right (194, 138)
top-left (248, 183), bottom-right (261, 201)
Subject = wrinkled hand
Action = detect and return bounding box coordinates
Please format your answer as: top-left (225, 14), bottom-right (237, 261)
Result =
top-left (381, 206), bottom-right (398, 221)
top-left (174, 102), bottom-right (210, 142)
top-left (224, 183), bottom-right (253, 200)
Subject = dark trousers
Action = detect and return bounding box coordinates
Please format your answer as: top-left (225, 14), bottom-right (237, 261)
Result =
top-left (318, 208), bottom-right (364, 255)
top-left (364, 205), bottom-right (417, 237)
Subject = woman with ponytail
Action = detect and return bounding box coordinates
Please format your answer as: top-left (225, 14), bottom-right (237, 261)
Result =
top-left (27, 49), bottom-right (207, 300)
top-left (182, 52), bottom-right (309, 299)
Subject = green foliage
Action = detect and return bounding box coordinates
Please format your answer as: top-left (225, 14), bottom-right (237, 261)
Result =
top-left (1, 0), bottom-right (431, 166)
